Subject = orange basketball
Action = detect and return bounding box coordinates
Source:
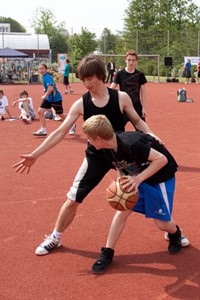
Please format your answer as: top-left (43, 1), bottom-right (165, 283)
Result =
top-left (106, 178), bottom-right (139, 211)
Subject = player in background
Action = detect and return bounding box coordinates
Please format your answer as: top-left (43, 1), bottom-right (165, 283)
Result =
top-left (110, 50), bottom-right (147, 125)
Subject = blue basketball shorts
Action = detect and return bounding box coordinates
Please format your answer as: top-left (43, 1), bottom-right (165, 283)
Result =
top-left (132, 177), bottom-right (175, 221)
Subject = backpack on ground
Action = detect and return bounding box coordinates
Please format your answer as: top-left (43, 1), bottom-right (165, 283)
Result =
top-left (177, 88), bottom-right (187, 102)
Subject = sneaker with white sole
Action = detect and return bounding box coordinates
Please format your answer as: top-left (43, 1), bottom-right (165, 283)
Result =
top-left (164, 231), bottom-right (190, 247)
top-left (69, 124), bottom-right (76, 135)
top-left (33, 129), bottom-right (47, 136)
top-left (35, 235), bottom-right (61, 255)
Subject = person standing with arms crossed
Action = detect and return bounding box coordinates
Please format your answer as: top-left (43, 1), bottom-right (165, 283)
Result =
top-left (13, 55), bottom-right (162, 258)
top-left (111, 50), bottom-right (147, 125)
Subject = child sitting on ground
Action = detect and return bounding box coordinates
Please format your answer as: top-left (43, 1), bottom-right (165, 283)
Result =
top-left (0, 89), bottom-right (13, 120)
top-left (12, 90), bottom-right (36, 124)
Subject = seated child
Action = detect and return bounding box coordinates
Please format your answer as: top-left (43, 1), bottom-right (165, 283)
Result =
top-left (12, 90), bottom-right (35, 124)
top-left (0, 89), bottom-right (13, 120)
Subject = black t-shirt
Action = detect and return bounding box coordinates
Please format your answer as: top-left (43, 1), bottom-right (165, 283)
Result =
top-left (104, 131), bottom-right (178, 184)
top-left (114, 69), bottom-right (147, 106)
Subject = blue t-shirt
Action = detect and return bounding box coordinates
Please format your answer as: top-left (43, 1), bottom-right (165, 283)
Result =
top-left (185, 62), bottom-right (192, 72)
top-left (42, 73), bottom-right (62, 102)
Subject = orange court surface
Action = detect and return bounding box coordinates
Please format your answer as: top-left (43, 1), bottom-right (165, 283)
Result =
top-left (0, 82), bottom-right (200, 300)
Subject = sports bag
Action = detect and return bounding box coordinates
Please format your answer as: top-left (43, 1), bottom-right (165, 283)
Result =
top-left (177, 88), bottom-right (187, 102)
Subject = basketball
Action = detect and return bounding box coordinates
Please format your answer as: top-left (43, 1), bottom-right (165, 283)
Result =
top-left (106, 178), bottom-right (139, 211)
top-left (44, 110), bottom-right (53, 119)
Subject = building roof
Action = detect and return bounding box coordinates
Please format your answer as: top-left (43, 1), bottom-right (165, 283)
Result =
top-left (0, 33), bottom-right (50, 50)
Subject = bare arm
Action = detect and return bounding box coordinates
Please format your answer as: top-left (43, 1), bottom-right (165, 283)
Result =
top-left (140, 84), bottom-right (147, 119)
top-left (12, 98), bottom-right (30, 106)
top-left (5, 107), bottom-right (12, 118)
top-left (110, 82), bottom-right (118, 89)
top-left (120, 148), bottom-right (167, 191)
top-left (13, 98), bottom-right (83, 173)
top-left (119, 91), bottom-right (162, 143)
top-left (42, 85), bottom-right (54, 100)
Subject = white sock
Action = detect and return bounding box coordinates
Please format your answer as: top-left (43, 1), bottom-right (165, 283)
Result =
top-left (41, 127), bottom-right (46, 132)
top-left (51, 229), bottom-right (62, 239)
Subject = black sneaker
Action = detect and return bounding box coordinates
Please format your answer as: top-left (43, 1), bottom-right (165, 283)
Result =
top-left (92, 247), bottom-right (114, 274)
top-left (168, 225), bottom-right (182, 254)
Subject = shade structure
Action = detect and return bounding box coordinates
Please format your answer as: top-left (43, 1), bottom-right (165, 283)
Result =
top-left (0, 47), bottom-right (29, 58)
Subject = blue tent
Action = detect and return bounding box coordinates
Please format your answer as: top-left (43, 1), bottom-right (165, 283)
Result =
top-left (0, 47), bottom-right (29, 58)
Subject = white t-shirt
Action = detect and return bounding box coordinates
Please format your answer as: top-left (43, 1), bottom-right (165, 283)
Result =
top-left (18, 97), bottom-right (35, 119)
top-left (0, 95), bottom-right (8, 114)
top-left (18, 97), bottom-right (34, 110)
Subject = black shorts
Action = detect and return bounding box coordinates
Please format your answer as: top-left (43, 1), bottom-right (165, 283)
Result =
top-left (40, 99), bottom-right (63, 114)
top-left (67, 146), bottom-right (114, 203)
top-left (186, 71), bottom-right (191, 79)
top-left (63, 76), bottom-right (69, 85)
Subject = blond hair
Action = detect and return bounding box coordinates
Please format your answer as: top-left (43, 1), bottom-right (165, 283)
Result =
top-left (82, 115), bottom-right (114, 140)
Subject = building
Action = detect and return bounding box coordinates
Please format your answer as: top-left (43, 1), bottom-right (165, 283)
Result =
top-left (0, 31), bottom-right (50, 59)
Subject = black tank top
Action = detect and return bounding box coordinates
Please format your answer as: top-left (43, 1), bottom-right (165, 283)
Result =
top-left (83, 88), bottom-right (125, 132)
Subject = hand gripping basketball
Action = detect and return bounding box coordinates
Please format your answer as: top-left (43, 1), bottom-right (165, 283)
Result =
top-left (106, 177), bottom-right (139, 211)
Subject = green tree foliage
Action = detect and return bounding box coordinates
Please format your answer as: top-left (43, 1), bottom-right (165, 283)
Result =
top-left (31, 7), bottom-right (68, 62)
top-left (98, 28), bottom-right (118, 54)
top-left (124, 0), bottom-right (200, 60)
top-left (121, 0), bottom-right (200, 74)
top-left (70, 27), bottom-right (97, 66)
top-left (0, 17), bottom-right (26, 32)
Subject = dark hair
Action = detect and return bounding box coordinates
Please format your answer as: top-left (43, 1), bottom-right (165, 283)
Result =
top-left (20, 90), bottom-right (28, 97)
top-left (76, 55), bottom-right (106, 83)
top-left (0, 90), bottom-right (4, 95)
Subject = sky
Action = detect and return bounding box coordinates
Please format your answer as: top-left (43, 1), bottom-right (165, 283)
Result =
top-left (1, 0), bottom-right (129, 37)
top-left (1, 0), bottom-right (200, 38)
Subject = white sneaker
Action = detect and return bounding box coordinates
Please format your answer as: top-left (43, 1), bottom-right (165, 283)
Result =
top-left (53, 115), bottom-right (62, 121)
top-left (164, 232), bottom-right (190, 247)
top-left (69, 124), bottom-right (76, 135)
top-left (35, 235), bottom-right (61, 255)
top-left (33, 129), bottom-right (47, 136)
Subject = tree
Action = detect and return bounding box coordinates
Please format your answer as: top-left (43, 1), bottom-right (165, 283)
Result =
top-left (98, 28), bottom-right (118, 54)
top-left (31, 7), bottom-right (68, 62)
top-left (0, 17), bottom-right (26, 32)
top-left (123, 0), bottom-right (200, 65)
top-left (70, 27), bottom-right (97, 66)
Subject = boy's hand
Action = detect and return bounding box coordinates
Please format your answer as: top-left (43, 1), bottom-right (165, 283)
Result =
top-left (13, 155), bottom-right (36, 174)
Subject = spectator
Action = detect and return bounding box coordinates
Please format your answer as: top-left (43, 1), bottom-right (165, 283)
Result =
top-left (62, 59), bottom-right (74, 94)
top-left (106, 59), bottom-right (116, 83)
top-left (0, 90), bottom-right (13, 120)
top-left (12, 90), bottom-right (35, 124)
top-left (184, 59), bottom-right (192, 84)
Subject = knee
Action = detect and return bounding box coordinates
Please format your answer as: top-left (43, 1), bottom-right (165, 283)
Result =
top-left (37, 108), bottom-right (44, 116)
top-left (114, 210), bottom-right (131, 223)
top-left (64, 198), bottom-right (79, 210)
